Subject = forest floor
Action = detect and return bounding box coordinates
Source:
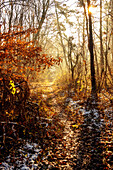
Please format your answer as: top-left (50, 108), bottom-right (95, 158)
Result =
top-left (0, 82), bottom-right (113, 170)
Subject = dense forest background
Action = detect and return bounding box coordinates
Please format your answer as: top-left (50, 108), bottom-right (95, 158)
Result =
top-left (0, 0), bottom-right (113, 91)
top-left (0, 0), bottom-right (113, 169)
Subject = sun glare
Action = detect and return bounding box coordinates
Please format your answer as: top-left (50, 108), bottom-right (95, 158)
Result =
top-left (88, 6), bottom-right (95, 13)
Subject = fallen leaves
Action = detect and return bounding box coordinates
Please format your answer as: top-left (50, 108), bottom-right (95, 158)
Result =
top-left (0, 81), bottom-right (113, 169)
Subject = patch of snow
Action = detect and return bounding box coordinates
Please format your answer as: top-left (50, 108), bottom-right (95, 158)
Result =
top-left (32, 164), bottom-right (39, 169)
top-left (94, 112), bottom-right (99, 118)
top-left (6, 158), bottom-right (10, 163)
top-left (32, 143), bottom-right (38, 148)
top-left (21, 165), bottom-right (30, 170)
top-left (0, 162), bottom-right (14, 169)
top-left (18, 149), bottom-right (25, 153)
top-left (65, 97), bottom-right (73, 103)
top-left (34, 148), bottom-right (41, 153)
top-left (30, 154), bottom-right (38, 161)
top-left (24, 142), bottom-right (34, 150)
top-left (0, 141), bottom-right (43, 169)
top-left (83, 110), bottom-right (91, 116)
top-left (40, 122), bottom-right (48, 128)
top-left (0, 162), bottom-right (10, 168)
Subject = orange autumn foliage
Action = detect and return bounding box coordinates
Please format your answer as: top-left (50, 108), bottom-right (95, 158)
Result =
top-left (0, 27), bottom-right (61, 77)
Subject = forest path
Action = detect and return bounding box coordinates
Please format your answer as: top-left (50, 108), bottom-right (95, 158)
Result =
top-left (0, 83), bottom-right (112, 169)
top-left (39, 83), bottom-right (80, 169)
top-left (38, 83), bottom-right (112, 170)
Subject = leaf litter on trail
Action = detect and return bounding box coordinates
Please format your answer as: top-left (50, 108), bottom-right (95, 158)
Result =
top-left (0, 83), bottom-right (113, 169)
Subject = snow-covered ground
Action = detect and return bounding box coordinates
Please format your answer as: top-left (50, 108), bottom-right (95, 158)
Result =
top-left (0, 142), bottom-right (42, 170)
top-left (66, 97), bottom-right (112, 129)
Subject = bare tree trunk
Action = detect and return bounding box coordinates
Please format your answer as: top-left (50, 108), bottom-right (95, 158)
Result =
top-left (0, 0), bottom-right (1, 34)
top-left (34, 0), bottom-right (50, 41)
top-left (19, 2), bottom-right (24, 40)
top-left (111, 0), bottom-right (113, 65)
top-left (104, 7), bottom-right (109, 88)
top-left (0, 0), bottom-right (2, 73)
top-left (94, 44), bottom-right (99, 83)
top-left (82, 15), bottom-right (88, 91)
top-left (55, 4), bottom-right (68, 66)
top-left (100, 0), bottom-right (104, 78)
top-left (9, 0), bottom-right (13, 32)
top-left (87, 0), bottom-right (97, 97)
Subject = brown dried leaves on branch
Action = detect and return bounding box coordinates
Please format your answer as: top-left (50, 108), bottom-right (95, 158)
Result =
top-left (0, 27), bottom-right (61, 75)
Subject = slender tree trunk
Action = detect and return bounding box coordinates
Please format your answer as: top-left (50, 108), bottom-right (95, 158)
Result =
top-left (68, 37), bottom-right (74, 80)
top-left (34, 0), bottom-right (50, 41)
top-left (82, 15), bottom-right (88, 91)
top-left (0, 0), bottom-right (1, 34)
top-left (105, 7), bottom-right (109, 87)
top-left (9, 0), bottom-right (13, 32)
top-left (94, 44), bottom-right (99, 85)
top-left (87, 0), bottom-right (97, 96)
top-left (111, 0), bottom-right (113, 65)
top-left (82, 2), bottom-right (88, 92)
top-left (55, 4), bottom-right (68, 66)
top-left (0, 0), bottom-right (2, 73)
top-left (100, 0), bottom-right (104, 78)
top-left (19, 3), bottom-right (24, 40)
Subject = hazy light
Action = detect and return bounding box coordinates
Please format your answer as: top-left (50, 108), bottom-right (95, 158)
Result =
top-left (88, 6), bottom-right (95, 13)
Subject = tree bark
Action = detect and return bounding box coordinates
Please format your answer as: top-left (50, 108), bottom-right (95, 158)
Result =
top-left (87, 0), bottom-right (97, 96)
top-left (55, 4), bottom-right (68, 66)
top-left (111, 0), bottom-right (113, 65)
top-left (9, 0), bottom-right (13, 32)
top-left (0, 0), bottom-right (1, 34)
top-left (34, 0), bottom-right (50, 41)
top-left (100, 0), bottom-right (104, 77)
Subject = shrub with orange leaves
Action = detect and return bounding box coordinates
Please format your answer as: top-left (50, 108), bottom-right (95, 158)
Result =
top-left (0, 27), bottom-right (61, 78)
top-left (0, 27), bottom-right (61, 120)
